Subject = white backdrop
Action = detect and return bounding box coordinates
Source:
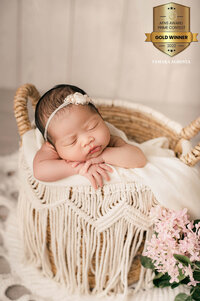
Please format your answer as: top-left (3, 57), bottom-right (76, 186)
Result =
top-left (0, 0), bottom-right (200, 105)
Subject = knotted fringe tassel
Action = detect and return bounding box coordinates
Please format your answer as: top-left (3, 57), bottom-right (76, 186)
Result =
top-left (17, 149), bottom-right (158, 296)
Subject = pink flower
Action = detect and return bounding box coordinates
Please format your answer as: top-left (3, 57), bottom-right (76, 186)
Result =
top-left (144, 206), bottom-right (200, 286)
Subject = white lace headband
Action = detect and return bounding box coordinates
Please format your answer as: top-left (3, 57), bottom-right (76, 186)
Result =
top-left (44, 92), bottom-right (93, 141)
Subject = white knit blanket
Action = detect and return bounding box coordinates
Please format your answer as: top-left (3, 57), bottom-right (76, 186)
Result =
top-left (0, 152), bottom-right (190, 301)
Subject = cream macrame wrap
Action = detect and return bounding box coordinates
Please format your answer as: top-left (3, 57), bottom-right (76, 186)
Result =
top-left (17, 119), bottom-right (200, 296)
top-left (17, 121), bottom-right (162, 297)
top-left (18, 157), bottom-right (158, 296)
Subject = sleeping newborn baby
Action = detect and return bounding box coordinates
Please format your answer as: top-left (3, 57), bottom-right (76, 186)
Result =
top-left (33, 84), bottom-right (200, 220)
top-left (33, 84), bottom-right (147, 190)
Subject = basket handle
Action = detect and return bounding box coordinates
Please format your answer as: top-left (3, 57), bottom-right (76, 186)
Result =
top-left (179, 142), bottom-right (200, 166)
top-left (175, 116), bottom-right (200, 166)
top-left (14, 83), bottom-right (40, 138)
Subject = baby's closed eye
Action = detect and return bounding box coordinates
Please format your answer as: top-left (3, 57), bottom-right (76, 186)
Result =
top-left (68, 139), bottom-right (77, 146)
top-left (63, 139), bottom-right (77, 147)
top-left (88, 122), bottom-right (98, 130)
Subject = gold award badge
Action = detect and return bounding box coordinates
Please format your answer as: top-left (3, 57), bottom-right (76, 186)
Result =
top-left (145, 2), bottom-right (198, 56)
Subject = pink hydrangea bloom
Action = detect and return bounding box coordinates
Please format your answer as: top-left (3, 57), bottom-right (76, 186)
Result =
top-left (144, 206), bottom-right (200, 286)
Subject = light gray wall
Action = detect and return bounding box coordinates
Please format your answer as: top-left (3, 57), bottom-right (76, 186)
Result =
top-left (0, 0), bottom-right (200, 105)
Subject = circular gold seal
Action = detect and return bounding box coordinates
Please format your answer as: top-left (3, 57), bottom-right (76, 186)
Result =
top-left (169, 11), bottom-right (177, 21)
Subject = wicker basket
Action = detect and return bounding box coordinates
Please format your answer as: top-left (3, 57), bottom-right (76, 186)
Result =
top-left (14, 84), bottom-right (200, 292)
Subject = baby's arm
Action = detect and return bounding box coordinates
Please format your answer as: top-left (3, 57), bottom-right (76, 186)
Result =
top-left (82, 135), bottom-right (147, 171)
top-left (33, 142), bottom-right (113, 189)
top-left (102, 136), bottom-right (147, 168)
top-left (33, 142), bottom-right (77, 181)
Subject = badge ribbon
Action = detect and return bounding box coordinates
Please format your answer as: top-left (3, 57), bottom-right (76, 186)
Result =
top-left (145, 32), bottom-right (198, 43)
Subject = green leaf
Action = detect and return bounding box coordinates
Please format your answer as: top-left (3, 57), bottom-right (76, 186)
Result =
top-left (153, 273), bottom-right (171, 288)
top-left (174, 293), bottom-right (191, 301)
top-left (140, 256), bottom-right (155, 269)
top-left (174, 254), bottom-right (192, 266)
top-left (171, 282), bottom-right (180, 289)
top-left (154, 280), bottom-right (171, 288)
top-left (178, 269), bottom-right (187, 282)
top-left (180, 276), bottom-right (190, 285)
top-left (153, 272), bottom-right (164, 280)
top-left (193, 219), bottom-right (200, 226)
top-left (193, 261), bottom-right (200, 270)
top-left (193, 270), bottom-right (200, 281)
top-left (186, 297), bottom-right (194, 301)
top-left (191, 286), bottom-right (200, 301)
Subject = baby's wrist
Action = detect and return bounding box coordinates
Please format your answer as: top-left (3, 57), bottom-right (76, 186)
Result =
top-left (76, 163), bottom-right (86, 174)
top-left (65, 160), bottom-right (83, 175)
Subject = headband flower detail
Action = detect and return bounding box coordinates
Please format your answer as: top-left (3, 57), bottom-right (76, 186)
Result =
top-left (64, 92), bottom-right (92, 105)
top-left (44, 92), bottom-right (93, 141)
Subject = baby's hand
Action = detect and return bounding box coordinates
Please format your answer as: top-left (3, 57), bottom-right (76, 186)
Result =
top-left (78, 155), bottom-right (105, 174)
top-left (66, 159), bottom-right (113, 190)
top-left (66, 156), bottom-right (107, 174)
top-left (79, 163), bottom-right (113, 190)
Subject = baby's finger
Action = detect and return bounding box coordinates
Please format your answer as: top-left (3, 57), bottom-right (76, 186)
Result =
top-left (79, 162), bottom-right (91, 175)
top-left (87, 174), bottom-right (98, 190)
top-left (97, 167), bottom-right (110, 182)
top-left (82, 161), bottom-right (93, 173)
top-left (93, 171), bottom-right (103, 188)
top-left (99, 164), bottom-right (113, 173)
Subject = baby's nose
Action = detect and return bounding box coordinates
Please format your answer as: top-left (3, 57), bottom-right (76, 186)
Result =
top-left (81, 135), bottom-right (94, 148)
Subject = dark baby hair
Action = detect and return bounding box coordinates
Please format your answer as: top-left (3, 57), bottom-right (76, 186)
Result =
top-left (35, 84), bottom-right (101, 145)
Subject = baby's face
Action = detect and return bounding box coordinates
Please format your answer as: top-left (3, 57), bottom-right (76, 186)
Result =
top-left (48, 105), bottom-right (110, 162)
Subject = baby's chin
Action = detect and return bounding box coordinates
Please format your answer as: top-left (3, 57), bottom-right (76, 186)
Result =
top-left (64, 146), bottom-right (106, 162)
top-left (77, 152), bottom-right (100, 162)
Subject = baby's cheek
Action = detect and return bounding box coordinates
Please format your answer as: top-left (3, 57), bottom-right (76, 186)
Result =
top-left (73, 150), bottom-right (86, 162)
top-left (64, 148), bottom-right (86, 162)
top-left (58, 150), bottom-right (69, 160)
top-left (56, 147), bottom-right (71, 160)
top-left (102, 128), bottom-right (110, 146)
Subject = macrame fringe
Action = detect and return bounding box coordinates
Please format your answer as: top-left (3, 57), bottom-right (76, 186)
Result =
top-left (17, 148), bottom-right (158, 297)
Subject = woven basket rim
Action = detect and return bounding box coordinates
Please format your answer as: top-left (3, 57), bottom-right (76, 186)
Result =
top-left (93, 98), bottom-right (183, 135)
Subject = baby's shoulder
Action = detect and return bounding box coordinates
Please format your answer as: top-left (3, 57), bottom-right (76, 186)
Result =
top-left (108, 135), bottom-right (127, 147)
